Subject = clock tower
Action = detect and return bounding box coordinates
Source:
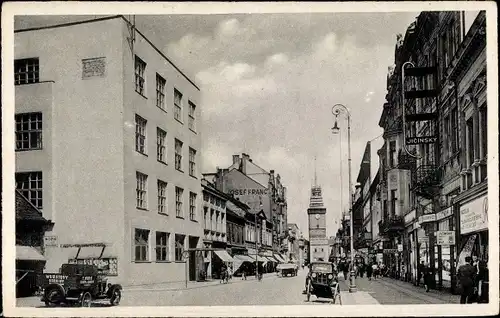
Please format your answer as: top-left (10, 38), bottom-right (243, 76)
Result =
top-left (307, 175), bottom-right (328, 262)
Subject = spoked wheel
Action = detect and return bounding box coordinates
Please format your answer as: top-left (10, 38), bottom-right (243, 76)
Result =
top-left (80, 292), bottom-right (92, 307)
top-left (44, 287), bottom-right (63, 307)
top-left (110, 288), bottom-right (121, 306)
top-left (306, 281), bottom-right (311, 302)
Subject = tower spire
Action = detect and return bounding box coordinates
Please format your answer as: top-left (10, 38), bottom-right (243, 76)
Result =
top-left (314, 156), bottom-right (317, 186)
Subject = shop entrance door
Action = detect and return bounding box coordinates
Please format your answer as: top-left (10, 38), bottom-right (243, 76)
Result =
top-left (188, 236), bottom-right (199, 281)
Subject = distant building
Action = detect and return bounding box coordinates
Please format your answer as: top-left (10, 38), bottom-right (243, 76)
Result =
top-left (307, 181), bottom-right (329, 262)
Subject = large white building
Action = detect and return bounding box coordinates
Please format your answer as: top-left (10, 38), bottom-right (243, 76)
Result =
top-left (14, 16), bottom-right (204, 286)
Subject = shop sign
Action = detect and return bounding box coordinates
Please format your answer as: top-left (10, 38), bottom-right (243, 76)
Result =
top-left (82, 57), bottom-right (106, 79)
top-left (436, 207), bottom-right (453, 221)
top-left (404, 210), bottom-right (416, 225)
top-left (68, 257), bottom-right (118, 276)
top-left (388, 171), bottom-right (398, 190)
top-left (406, 136), bottom-right (438, 145)
top-left (44, 235), bottom-right (58, 247)
top-left (228, 188), bottom-right (268, 196)
top-left (383, 249), bottom-right (398, 254)
top-left (435, 231), bottom-right (455, 245)
top-left (418, 214), bottom-right (436, 224)
top-left (397, 244), bottom-right (403, 252)
top-left (460, 195), bottom-right (488, 234)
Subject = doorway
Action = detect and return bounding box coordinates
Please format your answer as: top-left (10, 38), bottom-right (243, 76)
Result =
top-left (188, 236), bottom-right (199, 281)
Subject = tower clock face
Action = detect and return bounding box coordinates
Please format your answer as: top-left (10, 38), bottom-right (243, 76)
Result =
top-left (315, 214), bottom-right (320, 220)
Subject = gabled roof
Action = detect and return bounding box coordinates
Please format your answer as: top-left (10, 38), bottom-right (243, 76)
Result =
top-left (15, 190), bottom-right (51, 223)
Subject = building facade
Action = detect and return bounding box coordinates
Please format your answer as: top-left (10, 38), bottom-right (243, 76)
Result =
top-left (371, 10), bottom-right (487, 292)
top-left (14, 16), bottom-right (204, 286)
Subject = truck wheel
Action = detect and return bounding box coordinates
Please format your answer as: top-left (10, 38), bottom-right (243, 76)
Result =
top-left (44, 287), bottom-right (63, 307)
top-left (80, 292), bottom-right (92, 307)
top-left (110, 288), bottom-right (121, 306)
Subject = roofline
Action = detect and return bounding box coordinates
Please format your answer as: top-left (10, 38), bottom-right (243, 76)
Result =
top-left (15, 189), bottom-right (52, 223)
top-left (14, 15), bottom-right (200, 91)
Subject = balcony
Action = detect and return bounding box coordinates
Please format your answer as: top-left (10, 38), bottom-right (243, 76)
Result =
top-left (411, 165), bottom-right (442, 198)
top-left (398, 150), bottom-right (417, 170)
top-left (378, 216), bottom-right (404, 236)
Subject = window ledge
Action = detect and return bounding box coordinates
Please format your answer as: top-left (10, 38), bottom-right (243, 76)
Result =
top-left (155, 260), bottom-right (172, 263)
top-left (189, 174), bottom-right (197, 179)
top-left (137, 207), bottom-right (149, 211)
top-left (15, 148), bottom-right (43, 152)
top-left (174, 118), bottom-right (184, 125)
top-left (135, 91), bottom-right (148, 99)
top-left (190, 219), bottom-right (198, 223)
top-left (157, 106), bottom-right (167, 114)
top-left (176, 216), bottom-right (185, 219)
top-left (174, 261), bottom-right (186, 263)
top-left (158, 160), bottom-right (168, 166)
top-left (136, 150), bottom-right (148, 157)
top-left (133, 261), bottom-right (151, 263)
top-left (176, 168), bottom-right (184, 173)
top-left (189, 128), bottom-right (197, 134)
top-left (158, 212), bottom-right (168, 216)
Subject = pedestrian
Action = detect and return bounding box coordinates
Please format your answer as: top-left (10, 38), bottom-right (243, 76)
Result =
top-left (366, 262), bottom-right (373, 281)
top-left (476, 260), bottom-right (489, 303)
top-left (417, 261), bottom-right (425, 286)
top-left (228, 265), bottom-right (233, 282)
top-left (457, 256), bottom-right (477, 304)
top-left (372, 262), bottom-right (378, 279)
top-left (423, 263), bottom-right (433, 292)
top-left (242, 264), bottom-right (247, 280)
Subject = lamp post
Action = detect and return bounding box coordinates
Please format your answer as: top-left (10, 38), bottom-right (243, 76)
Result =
top-left (331, 103), bottom-right (357, 293)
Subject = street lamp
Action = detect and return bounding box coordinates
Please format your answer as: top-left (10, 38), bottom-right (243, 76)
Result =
top-left (331, 103), bottom-right (357, 293)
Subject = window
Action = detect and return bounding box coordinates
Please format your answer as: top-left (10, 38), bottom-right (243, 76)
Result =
top-left (390, 190), bottom-right (397, 217)
top-left (135, 55), bottom-right (146, 95)
top-left (15, 171), bottom-right (42, 209)
top-left (189, 192), bottom-right (197, 221)
top-left (389, 141), bottom-right (396, 167)
top-left (466, 118), bottom-right (474, 166)
top-left (134, 228), bottom-right (149, 261)
top-left (189, 148), bottom-right (196, 177)
top-left (136, 172), bottom-right (148, 209)
top-left (156, 231), bottom-right (169, 261)
top-left (174, 88), bottom-right (183, 122)
top-left (15, 58), bottom-right (39, 85)
top-left (175, 139), bottom-right (183, 171)
top-left (188, 101), bottom-right (196, 131)
top-left (479, 106), bottom-right (487, 159)
top-left (175, 234), bottom-right (185, 261)
top-left (135, 115), bottom-right (147, 154)
top-left (443, 115), bottom-right (450, 159)
top-left (157, 180), bottom-right (167, 214)
top-left (441, 31), bottom-right (449, 71)
top-left (175, 187), bottom-right (184, 217)
top-left (450, 108), bottom-right (459, 154)
top-left (156, 73), bottom-right (166, 110)
top-left (203, 193), bottom-right (209, 202)
top-left (157, 128), bottom-right (166, 163)
top-left (15, 112), bottom-right (42, 150)
top-left (204, 207), bottom-right (209, 229)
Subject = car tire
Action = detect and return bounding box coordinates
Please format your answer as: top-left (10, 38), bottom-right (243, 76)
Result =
top-left (80, 292), bottom-right (92, 307)
top-left (44, 287), bottom-right (63, 307)
top-left (110, 288), bottom-right (121, 306)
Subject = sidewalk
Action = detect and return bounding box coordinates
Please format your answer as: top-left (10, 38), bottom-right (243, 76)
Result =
top-left (340, 291), bottom-right (380, 305)
top-left (378, 277), bottom-right (460, 303)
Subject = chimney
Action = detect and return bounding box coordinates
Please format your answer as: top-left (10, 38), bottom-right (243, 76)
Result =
top-left (241, 153), bottom-right (249, 174)
top-left (232, 154), bottom-right (240, 165)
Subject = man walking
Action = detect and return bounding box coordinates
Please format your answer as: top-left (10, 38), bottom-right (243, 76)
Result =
top-left (457, 256), bottom-right (477, 304)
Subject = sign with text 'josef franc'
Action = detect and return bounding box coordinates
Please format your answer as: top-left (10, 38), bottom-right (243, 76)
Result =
top-left (460, 195), bottom-right (488, 235)
top-left (436, 231), bottom-right (455, 245)
top-left (227, 188), bottom-right (268, 196)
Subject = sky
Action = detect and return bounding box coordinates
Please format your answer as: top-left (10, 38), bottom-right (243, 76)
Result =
top-left (15, 11), bottom-right (419, 239)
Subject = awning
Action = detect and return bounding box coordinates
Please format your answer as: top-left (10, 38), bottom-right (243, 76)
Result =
top-left (274, 254), bottom-right (286, 263)
top-left (233, 254), bottom-right (254, 262)
top-left (214, 250), bottom-right (234, 262)
top-left (16, 246), bottom-right (45, 261)
top-left (246, 254), bottom-right (257, 261)
top-left (265, 256), bottom-right (276, 262)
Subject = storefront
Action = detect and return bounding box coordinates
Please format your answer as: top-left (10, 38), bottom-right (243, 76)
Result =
top-left (434, 206), bottom-right (455, 289)
top-left (457, 194), bottom-right (488, 267)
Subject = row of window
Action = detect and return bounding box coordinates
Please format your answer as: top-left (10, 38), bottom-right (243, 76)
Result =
top-left (136, 171), bottom-right (197, 220)
top-left (202, 206), bottom-right (225, 232)
top-left (203, 192), bottom-right (226, 209)
top-left (134, 228), bottom-right (186, 262)
top-left (135, 114), bottom-right (197, 176)
top-left (135, 55), bottom-right (197, 131)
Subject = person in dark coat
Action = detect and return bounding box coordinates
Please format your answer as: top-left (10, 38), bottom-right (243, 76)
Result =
top-left (476, 260), bottom-right (489, 303)
top-left (457, 256), bottom-right (477, 304)
top-left (417, 261), bottom-right (425, 286)
top-left (366, 262), bottom-right (373, 280)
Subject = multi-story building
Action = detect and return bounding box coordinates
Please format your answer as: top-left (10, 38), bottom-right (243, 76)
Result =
top-left (201, 179), bottom-right (230, 279)
top-left (374, 10), bottom-right (487, 292)
top-left (14, 16), bottom-right (203, 286)
top-left (286, 223), bottom-right (300, 263)
top-left (207, 153), bottom-right (289, 262)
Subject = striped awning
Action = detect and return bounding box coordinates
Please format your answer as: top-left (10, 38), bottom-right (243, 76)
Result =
top-left (233, 254), bottom-right (254, 262)
top-left (274, 254), bottom-right (286, 263)
top-left (214, 250), bottom-right (234, 262)
top-left (16, 246), bottom-right (45, 261)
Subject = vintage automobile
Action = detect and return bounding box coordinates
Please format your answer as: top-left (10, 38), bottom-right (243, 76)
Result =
top-left (277, 263), bottom-right (298, 277)
top-left (37, 263), bottom-right (122, 307)
top-left (305, 261), bottom-right (341, 304)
